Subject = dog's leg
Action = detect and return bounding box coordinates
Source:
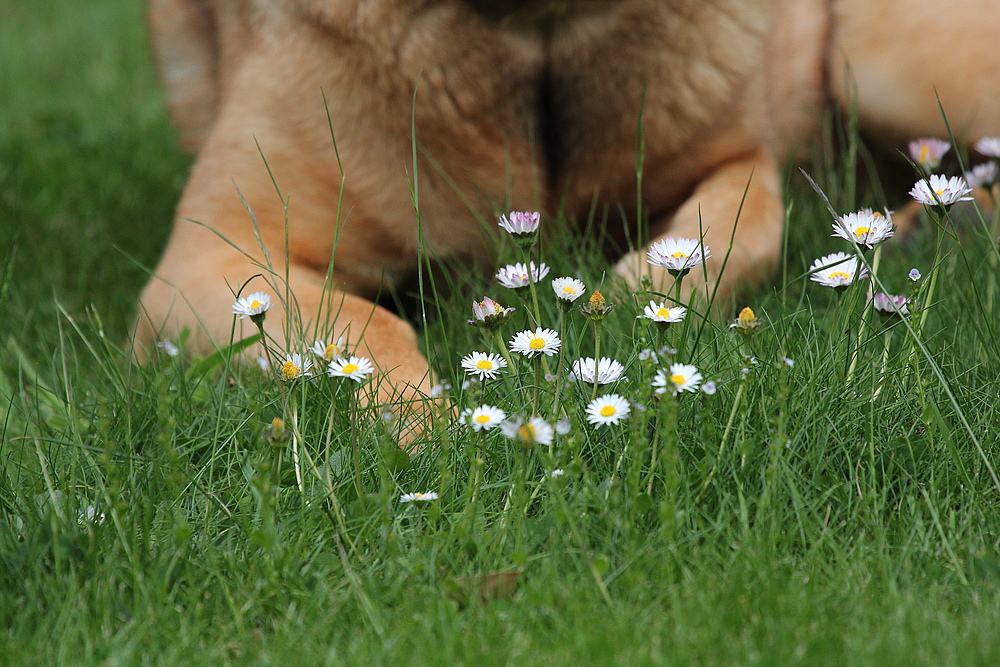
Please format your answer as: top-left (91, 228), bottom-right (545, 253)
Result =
top-left (614, 150), bottom-right (783, 306)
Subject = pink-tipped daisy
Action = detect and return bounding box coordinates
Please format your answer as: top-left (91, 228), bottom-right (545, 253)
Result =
top-left (873, 293), bottom-right (910, 318)
top-left (808, 252), bottom-right (868, 289)
top-left (232, 291), bottom-right (272, 319)
top-left (570, 357), bottom-right (626, 384)
top-left (645, 237), bottom-right (711, 274)
top-left (909, 175), bottom-right (974, 207)
top-left (832, 209), bottom-right (894, 248)
top-left (279, 353), bottom-right (313, 382)
top-left (460, 351), bottom-right (508, 380)
top-left (652, 363), bottom-right (703, 395)
top-left (965, 162), bottom-right (999, 189)
top-left (638, 300), bottom-right (686, 323)
top-left (585, 394), bottom-right (631, 427)
top-left (467, 296), bottom-right (515, 329)
top-left (908, 138), bottom-right (951, 172)
top-left (509, 327), bottom-right (561, 357)
top-left (496, 262), bottom-right (550, 289)
top-left (465, 405), bottom-right (506, 431)
top-left (974, 137), bottom-right (1000, 158)
top-left (498, 211), bottom-right (540, 235)
top-left (551, 277), bottom-right (587, 303)
top-left (327, 355), bottom-right (375, 383)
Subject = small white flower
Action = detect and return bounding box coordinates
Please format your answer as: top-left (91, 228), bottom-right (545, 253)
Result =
top-left (701, 380), bottom-right (717, 395)
top-left (551, 277), bottom-right (587, 302)
top-left (78, 505), bottom-right (106, 525)
top-left (555, 417), bottom-right (571, 435)
top-left (549, 469), bottom-right (566, 478)
top-left (156, 338), bottom-right (179, 357)
top-left (310, 337), bottom-right (345, 362)
top-left (638, 348), bottom-right (656, 361)
top-left (965, 162), bottom-right (999, 189)
top-left (509, 327), bottom-right (561, 357)
top-left (467, 405), bottom-right (506, 431)
top-left (831, 209), bottom-right (894, 248)
top-left (327, 355), bottom-right (375, 382)
top-left (780, 356), bottom-right (795, 369)
top-left (910, 175), bottom-right (974, 207)
top-left (585, 394), bottom-right (631, 427)
top-left (430, 383), bottom-right (451, 397)
top-left (570, 357), bottom-right (626, 384)
top-left (400, 492), bottom-right (438, 504)
top-left (460, 351), bottom-right (508, 380)
top-left (909, 268), bottom-right (922, 282)
top-left (232, 291), bottom-right (272, 319)
top-left (498, 211), bottom-right (540, 235)
top-left (974, 137), bottom-right (1000, 158)
top-left (638, 300), bottom-right (686, 323)
top-left (279, 353), bottom-right (313, 382)
top-left (652, 363), bottom-right (703, 395)
top-left (496, 262), bottom-right (550, 289)
top-left (257, 356), bottom-right (270, 371)
top-left (658, 346), bottom-right (677, 357)
top-left (501, 416), bottom-right (554, 447)
top-left (873, 293), bottom-right (910, 318)
top-left (808, 252), bottom-right (868, 288)
top-left (908, 138), bottom-right (950, 172)
top-left (646, 237), bottom-right (711, 274)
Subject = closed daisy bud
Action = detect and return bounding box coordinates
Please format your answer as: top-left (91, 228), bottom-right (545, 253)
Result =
top-left (729, 306), bottom-right (762, 335)
top-left (580, 291), bottom-right (615, 321)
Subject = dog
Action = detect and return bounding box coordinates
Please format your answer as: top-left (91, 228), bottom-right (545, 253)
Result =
top-left (138, 0), bottom-right (1000, 398)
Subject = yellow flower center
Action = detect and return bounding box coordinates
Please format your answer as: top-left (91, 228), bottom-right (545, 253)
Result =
top-left (600, 405), bottom-right (616, 417)
top-left (873, 211), bottom-right (884, 218)
top-left (476, 359), bottom-right (494, 370)
top-left (919, 145), bottom-right (930, 163)
top-left (563, 286), bottom-right (576, 294)
top-left (853, 226), bottom-right (871, 238)
top-left (475, 414), bottom-right (491, 424)
top-left (342, 363), bottom-right (358, 374)
top-left (250, 300), bottom-right (262, 309)
top-left (281, 360), bottom-right (300, 379)
top-left (670, 374), bottom-right (685, 386)
top-left (529, 337), bottom-right (545, 349)
top-left (738, 306), bottom-right (755, 323)
top-left (671, 252), bottom-right (688, 260)
top-left (518, 424), bottom-right (536, 442)
top-left (656, 307), bottom-right (670, 318)
top-left (324, 344), bottom-right (340, 359)
top-left (829, 272), bottom-right (850, 281)
top-left (934, 189), bottom-right (945, 196)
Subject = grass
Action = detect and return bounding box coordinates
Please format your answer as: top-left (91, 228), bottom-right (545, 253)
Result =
top-left (4, 1), bottom-right (1000, 665)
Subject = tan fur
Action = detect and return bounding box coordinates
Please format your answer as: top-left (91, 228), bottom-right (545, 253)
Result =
top-left (138, 0), bottom-right (1000, 400)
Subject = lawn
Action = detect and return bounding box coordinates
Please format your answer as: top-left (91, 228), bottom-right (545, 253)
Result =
top-left (3, 1), bottom-right (1000, 665)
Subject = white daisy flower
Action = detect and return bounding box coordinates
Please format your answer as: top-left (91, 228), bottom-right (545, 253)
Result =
top-left (467, 296), bottom-right (515, 329)
top-left (910, 175), bottom-right (974, 207)
top-left (327, 355), bottom-right (375, 382)
top-left (232, 291), bottom-right (272, 319)
top-left (460, 351), bottom-right (508, 380)
top-left (310, 337), bottom-right (345, 362)
top-left (279, 353), bottom-right (313, 382)
top-left (501, 416), bottom-right (554, 447)
top-left (645, 237), bottom-right (711, 274)
top-left (551, 277), bottom-right (587, 303)
top-left (908, 138), bottom-right (950, 172)
top-left (965, 162), bottom-right (999, 189)
top-left (974, 137), bottom-right (1000, 158)
top-left (585, 394), bottom-right (631, 427)
top-left (638, 300), bottom-right (686, 323)
top-left (466, 405), bottom-right (506, 431)
top-left (496, 262), bottom-right (550, 289)
top-left (400, 492), bottom-right (438, 505)
top-left (570, 357), bottom-right (626, 384)
top-left (832, 209), bottom-right (894, 248)
top-left (509, 327), bottom-right (561, 357)
top-left (498, 211), bottom-right (540, 235)
top-left (549, 469), bottom-right (566, 478)
top-left (873, 292), bottom-right (910, 318)
top-left (156, 338), bottom-right (179, 357)
top-left (808, 252), bottom-right (868, 289)
top-left (652, 363), bottom-right (703, 395)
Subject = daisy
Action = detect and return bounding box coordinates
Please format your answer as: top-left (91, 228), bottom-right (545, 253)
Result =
top-left (585, 394), bottom-right (631, 427)
top-left (156, 338), bottom-right (179, 357)
top-left (327, 355), bottom-right (375, 382)
top-left (646, 237), bottom-right (711, 274)
top-left (974, 137), bottom-right (1000, 158)
top-left (570, 357), bottom-right (627, 384)
top-left (460, 351), bottom-right (508, 380)
top-left (551, 277), bottom-right (587, 303)
top-left (501, 416), bottom-right (555, 447)
top-left (873, 292), bottom-right (910, 318)
top-left (909, 175), bottom-right (974, 207)
top-left (467, 296), bottom-right (515, 330)
top-left (466, 405), bottom-right (506, 431)
top-left (832, 209), bottom-right (894, 248)
top-left (652, 363), bottom-right (703, 395)
top-left (279, 353), bottom-right (313, 382)
top-left (496, 262), bottom-right (550, 289)
top-left (638, 300), bottom-right (686, 323)
top-left (965, 162), bottom-right (999, 189)
top-left (498, 211), bottom-right (540, 235)
top-left (908, 138), bottom-right (950, 172)
top-left (310, 337), bottom-right (346, 362)
top-left (232, 291), bottom-right (272, 320)
top-left (509, 327), bottom-right (561, 357)
top-left (400, 492), bottom-right (438, 505)
top-left (808, 252), bottom-right (868, 289)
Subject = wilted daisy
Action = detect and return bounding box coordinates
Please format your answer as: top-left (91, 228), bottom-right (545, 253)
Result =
top-left (509, 327), bottom-right (561, 357)
top-left (310, 337), bottom-right (345, 362)
top-left (652, 363), bottom-right (703, 395)
top-left (570, 357), bottom-right (626, 384)
top-left (327, 355), bottom-right (375, 382)
top-left (552, 277), bottom-right (587, 303)
top-left (579, 290), bottom-right (615, 321)
top-left (496, 262), bottom-right (550, 289)
top-left (156, 338), bottom-right (179, 357)
top-left (809, 252), bottom-right (868, 289)
top-left (975, 137), bottom-right (1000, 158)
top-left (460, 351), bottom-right (508, 380)
top-left (965, 162), bottom-right (999, 189)
top-left (279, 353), bottom-right (313, 382)
top-left (498, 211), bottom-right (540, 235)
top-left (729, 306), bottom-right (762, 335)
top-left (466, 404), bottom-right (506, 431)
top-left (400, 492), bottom-right (438, 505)
top-left (832, 209), bottom-right (894, 248)
top-left (585, 394), bottom-right (631, 427)
top-left (908, 138), bottom-right (950, 172)
top-left (468, 296), bottom-right (516, 330)
top-left (910, 175), bottom-right (974, 207)
top-left (638, 300), bottom-right (686, 324)
top-left (501, 416), bottom-right (554, 447)
top-left (873, 292), bottom-right (910, 318)
top-left (232, 291), bottom-right (272, 320)
top-left (646, 237), bottom-right (711, 275)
